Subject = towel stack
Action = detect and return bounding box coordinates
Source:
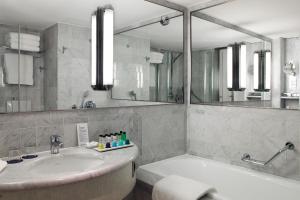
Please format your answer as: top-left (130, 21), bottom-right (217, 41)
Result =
top-left (5, 32), bottom-right (40, 52)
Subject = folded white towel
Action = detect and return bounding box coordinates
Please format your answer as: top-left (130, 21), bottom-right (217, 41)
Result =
top-left (152, 175), bottom-right (214, 200)
top-left (8, 42), bottom-right (40, 52)
top-left (3, 53), bottom-right (34, 85)
top-left (150, 51), bottom-right (164, 64)
top-left (7, 32), bottom-right (40, 42)
top-left (0, 160), bottom-right (7, 173)
top-left (6, 36), bottom-right (40, 47)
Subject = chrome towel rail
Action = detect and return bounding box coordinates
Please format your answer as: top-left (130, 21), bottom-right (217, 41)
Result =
top-left (241, 142), bottom-right (295, 166)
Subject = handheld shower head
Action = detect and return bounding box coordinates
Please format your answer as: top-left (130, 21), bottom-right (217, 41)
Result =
top-left (80, 90), bottom-right (90, 109)
top-left (82, 90), bottom-right (89, 98)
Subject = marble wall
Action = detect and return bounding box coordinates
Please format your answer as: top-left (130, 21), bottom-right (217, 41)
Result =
top-left (113, 34), bottom-right (151, 101)
top-left (0, 104), bottom-right (185, 166)
top-left (43, 25), bottom-right (58, 110)
top-left (188, 104), bottom-right (300, 181)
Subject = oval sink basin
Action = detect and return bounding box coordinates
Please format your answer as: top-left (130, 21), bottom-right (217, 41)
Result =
top-left (30, 150), bottom-right (104, 177)
top-left (0, 145), bottom-right (138, 191)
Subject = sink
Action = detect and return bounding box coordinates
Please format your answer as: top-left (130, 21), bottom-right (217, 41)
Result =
top-left (0, 145), bottom-right (138, 192)
top-left (30, 149), bottom-right (104, 176)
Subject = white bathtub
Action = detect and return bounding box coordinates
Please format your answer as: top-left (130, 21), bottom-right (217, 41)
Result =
top-left (137, 154), bottom-right (300, 200)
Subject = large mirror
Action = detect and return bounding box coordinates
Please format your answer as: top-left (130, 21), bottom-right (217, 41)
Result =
top-left (112, 15), bottom-right (184, 104)
top-left (191, 14), bottom-right (272, 108)
top-left (191, 0), bottom-right (300, 110)
top-left (0, 2), bottom-right (183, 113)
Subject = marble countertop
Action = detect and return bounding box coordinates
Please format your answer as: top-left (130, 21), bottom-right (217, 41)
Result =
top-left (0, 145), bottom-right (138, 191)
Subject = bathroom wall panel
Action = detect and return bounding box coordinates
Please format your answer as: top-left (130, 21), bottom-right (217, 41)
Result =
top-left (188, 104), bottom-right (300, 181)
top-left (0, 104), bottom-right (185, 166)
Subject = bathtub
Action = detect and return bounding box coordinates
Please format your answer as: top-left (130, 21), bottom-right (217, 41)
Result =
top-left (137, 154), bottom-right (300, 200)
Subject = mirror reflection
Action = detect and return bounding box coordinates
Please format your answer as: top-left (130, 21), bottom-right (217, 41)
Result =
top-left (191, 15), bottom-right (272, 108)
top-left (0, 6), bottom-right (183, 113)
top-left (0, 25), bottom-right (42, 112)
top-left (112, 15), bottom-right (184, 103)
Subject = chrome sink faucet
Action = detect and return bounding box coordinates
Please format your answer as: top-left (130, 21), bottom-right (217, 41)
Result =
top-left (50, 135), bottom-right (63, 154)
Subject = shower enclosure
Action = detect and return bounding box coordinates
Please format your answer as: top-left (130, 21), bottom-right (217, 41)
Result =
top-left (150, 51), bottom-right (183, 103)
top-left (191, 49), bottom-right (220, 104)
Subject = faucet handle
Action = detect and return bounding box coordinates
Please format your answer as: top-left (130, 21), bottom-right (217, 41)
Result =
top-left (50, 135), bottom-right (62, 143)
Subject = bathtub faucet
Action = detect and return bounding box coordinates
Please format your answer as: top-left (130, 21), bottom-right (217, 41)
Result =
top-left (50, 135), bottom-right (63, 154)
top-left (241, 142), bottom-right (295, 166)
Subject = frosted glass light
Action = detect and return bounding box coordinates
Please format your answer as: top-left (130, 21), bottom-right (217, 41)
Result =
top-left (103, 9), bottom-right (114, 85)
top-left (91, 14), bottom-right (97, 86)
top-left (239, 44), bottom-right (247, 89)
top-left (253, 52), bottom-right (259, 90)
top-left (265, 51), bottom-right (271, 90)
top-left (227, 46), bottom-right (233, 89)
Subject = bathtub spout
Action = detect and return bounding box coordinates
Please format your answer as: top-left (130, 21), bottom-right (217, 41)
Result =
top-left (241, 142), bottom-right (295, 166)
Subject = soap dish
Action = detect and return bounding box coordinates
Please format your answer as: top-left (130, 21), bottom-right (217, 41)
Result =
top-left (22, 154), bottom-right (38, 159)
top-left (94, 143), bottom-right (134, 152)
top-left (7, 158), bottom-right (23, 164)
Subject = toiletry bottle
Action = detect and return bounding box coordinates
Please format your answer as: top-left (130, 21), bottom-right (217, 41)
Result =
top-left (118, 132), bottom-right (124, 146)
top-left (105, 134), bottom-right (111, 148)
top-left (98, 135), bottom-right (105, 150)
top-left (123, 132), bottom-right (130, 145)
top-left (122, 131), bottom-right (127, 141)
top-left (111, 133), bottom-right (117, 147)
top-left (118, 132), bottom-right (122, 141)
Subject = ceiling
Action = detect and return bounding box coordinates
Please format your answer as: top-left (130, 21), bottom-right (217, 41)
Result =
top-left (0, 0), bottom-right (299, 50)
top-left (202, 0), bottom-right (300, 38)
top-left (121, 15), bottom-right (183, 52)
top-left (0, 0), bottom-right (176, 30)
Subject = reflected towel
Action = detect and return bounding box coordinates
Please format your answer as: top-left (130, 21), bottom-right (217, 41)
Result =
top-left (150, 51), bottom-right (164, 64)
top-left (3, 53), bottom-right (34, 85)
top-left (0, 160), bottom-right (7, 173)
top-left (7, 32), bottom-right (40, 42)
top-left (6, 38), bottom-right (40, 47)
top-left (8, 42), bottom-right (40, 52)
top-left (152, 175), bottom-right (214, 200)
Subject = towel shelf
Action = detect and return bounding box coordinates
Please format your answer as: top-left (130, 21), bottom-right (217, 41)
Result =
top-left (0, 46), bottom-right (43, 57)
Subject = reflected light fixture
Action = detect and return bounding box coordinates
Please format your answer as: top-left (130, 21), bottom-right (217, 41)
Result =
top-left (91, 7), bottom-right (114, 90)
top-left (227, 43), bottom-right (247, 91)
top-left (253, 50), bottom-right (271, 91)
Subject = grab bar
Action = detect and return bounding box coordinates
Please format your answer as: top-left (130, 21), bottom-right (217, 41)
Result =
top-left (241, 142), bottom-right (295, 166)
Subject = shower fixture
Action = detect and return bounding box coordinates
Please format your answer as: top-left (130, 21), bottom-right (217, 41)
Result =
top-left (284, 61), bottom-right (296, 76)
top-left (160, 16), bottom-right (170, 26)
top-left (80, 90), bottom-right (89, 109)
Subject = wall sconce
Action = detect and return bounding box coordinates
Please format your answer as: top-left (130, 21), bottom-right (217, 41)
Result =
top-left (227, 43), bottom-right (247, 91)
top-left (91, 7), bottom-right (114, 90)
top-left (253, 50), bottom-right (271, 92)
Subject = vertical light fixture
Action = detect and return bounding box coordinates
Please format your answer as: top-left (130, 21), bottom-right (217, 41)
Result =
top-left (227, 43), bottom-right (247, 91)
top-left (265, 51), bottom-right (271, 91)
top-left (253, 50), bottom-right (271, 91)
top-left (227, 46), bottom-right (233, 89)
top-left (91, 7), bottom-right (114, 90)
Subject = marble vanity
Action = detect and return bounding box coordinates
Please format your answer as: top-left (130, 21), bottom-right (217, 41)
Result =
top-left (0, 145), bottom-right (138, 200)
